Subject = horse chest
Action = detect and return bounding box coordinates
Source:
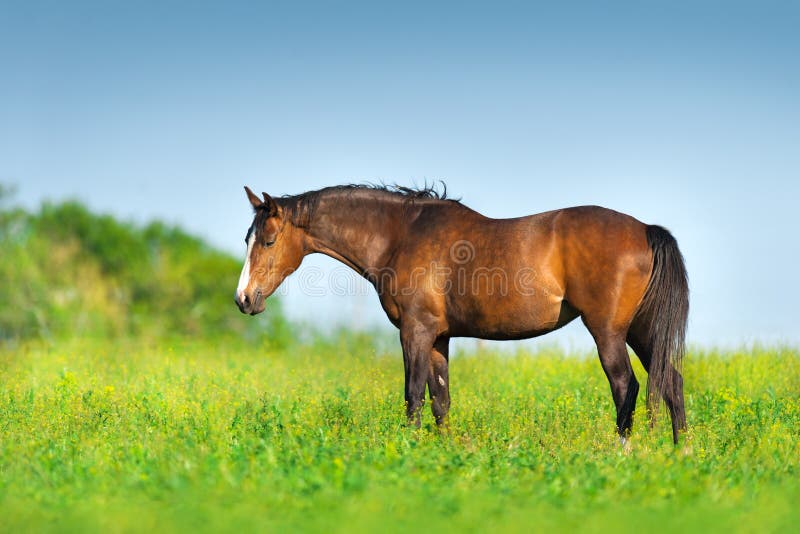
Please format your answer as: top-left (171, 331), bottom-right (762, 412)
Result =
top-left (376, 291), bottom-right (402, 327)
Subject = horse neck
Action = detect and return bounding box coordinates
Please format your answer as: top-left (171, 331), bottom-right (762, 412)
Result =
top-left (299, 193), bottom-right (408, 276)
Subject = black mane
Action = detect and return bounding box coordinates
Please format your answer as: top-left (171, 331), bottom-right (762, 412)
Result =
top-left (287, 181), bottom-right (451, 201)
top-left (275, 182), bottom-right (459, 227)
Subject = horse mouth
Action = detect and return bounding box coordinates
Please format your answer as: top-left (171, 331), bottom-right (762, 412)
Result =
top-left (249, 289), bottom-right (266, 315)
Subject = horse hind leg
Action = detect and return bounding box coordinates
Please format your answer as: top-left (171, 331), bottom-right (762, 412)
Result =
top-left (583, 321), bottom-right (640, 441)
top-left (627, 325), bottom-right (686, 444)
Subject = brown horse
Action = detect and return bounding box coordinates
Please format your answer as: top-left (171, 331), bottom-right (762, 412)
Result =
top-left (235, 184), bottom-right (688, 443)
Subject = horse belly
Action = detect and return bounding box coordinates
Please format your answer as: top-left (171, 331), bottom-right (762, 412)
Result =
top-left (447, 292), bottom-right (575, 340)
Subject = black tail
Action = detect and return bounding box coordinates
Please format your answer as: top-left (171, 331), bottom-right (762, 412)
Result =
top-left (638, 225), bottom-right (689, 415)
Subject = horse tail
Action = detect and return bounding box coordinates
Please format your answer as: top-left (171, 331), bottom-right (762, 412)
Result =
top-left (637, 225), bottom-right (689, 414)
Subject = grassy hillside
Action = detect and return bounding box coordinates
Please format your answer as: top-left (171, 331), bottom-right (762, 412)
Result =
top-left (0, 339), bottom-right (797, 532)
top-left (0, 189), bottom-right (289, 344)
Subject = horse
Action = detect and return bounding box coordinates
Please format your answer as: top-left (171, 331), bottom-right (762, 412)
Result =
top-left (234, 184), bottom-right (689, 443)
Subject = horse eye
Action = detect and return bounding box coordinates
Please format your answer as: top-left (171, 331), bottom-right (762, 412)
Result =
top-left (265, 239), bottom-right (275, 247)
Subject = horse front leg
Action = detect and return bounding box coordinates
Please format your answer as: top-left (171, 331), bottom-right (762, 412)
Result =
top-left (400, 320), bottom-right (436, 428)
top-left (427, 336), bottom-right (450, 428)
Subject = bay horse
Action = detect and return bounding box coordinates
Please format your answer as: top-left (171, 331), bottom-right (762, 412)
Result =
top-left (234, 184), bottom-right (688, 443)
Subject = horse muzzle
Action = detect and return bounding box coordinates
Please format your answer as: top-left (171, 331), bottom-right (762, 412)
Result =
top-left (235, 288), bottom-right (265, 315)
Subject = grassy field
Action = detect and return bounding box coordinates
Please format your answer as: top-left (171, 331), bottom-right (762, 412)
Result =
top-left (0, 336), bottom-right (797, 533)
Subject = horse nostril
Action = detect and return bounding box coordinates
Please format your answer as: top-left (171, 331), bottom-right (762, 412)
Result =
top-left (235, 292), bottom-right (252, 313)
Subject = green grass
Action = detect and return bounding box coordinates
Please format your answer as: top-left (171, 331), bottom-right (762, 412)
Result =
top-left (0, 337), bottom-right (797, 533)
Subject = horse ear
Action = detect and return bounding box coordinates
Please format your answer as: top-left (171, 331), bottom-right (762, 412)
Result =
top-left (244, 186), bottom-right (262, 209)
top-left (262, 192), bottom-right (278, 216)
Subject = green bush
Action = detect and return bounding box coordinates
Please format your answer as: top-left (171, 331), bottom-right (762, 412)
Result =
top-left (0, 188), bottom-right (291, 344)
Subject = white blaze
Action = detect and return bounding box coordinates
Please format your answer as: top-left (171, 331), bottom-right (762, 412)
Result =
top-left (236, 229), bottom-right (255, 301)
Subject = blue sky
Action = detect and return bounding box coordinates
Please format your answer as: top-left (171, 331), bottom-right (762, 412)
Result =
top-left (2, 1), bottom-right (798, 348)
